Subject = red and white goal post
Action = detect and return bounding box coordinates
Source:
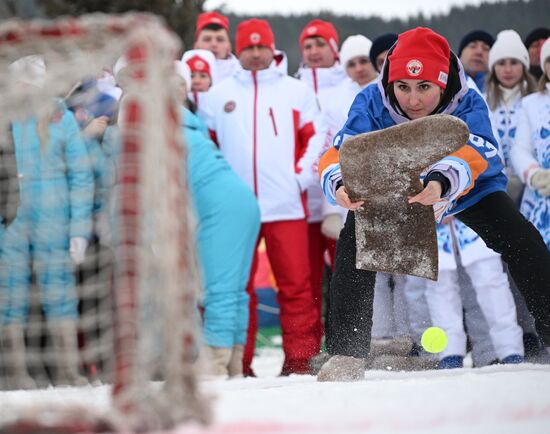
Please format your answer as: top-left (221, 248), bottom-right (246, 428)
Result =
top-left (0, 13), bottom-right (210, 433)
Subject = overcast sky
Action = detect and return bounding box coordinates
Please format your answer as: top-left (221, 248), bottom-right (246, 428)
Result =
top-left (203, 0), bottom-right (507, 20)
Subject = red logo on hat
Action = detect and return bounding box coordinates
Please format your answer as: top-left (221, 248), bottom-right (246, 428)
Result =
top-left (406, 59), bottom-right (423, 76)
top-left (307, 26), bottom-right (317, 35)
top-left (250, 32), bottom-right (261, 43)
top-left (194, 60), bottom-right (205, 71)
top-left (224, 101), bottom-right (236, 113)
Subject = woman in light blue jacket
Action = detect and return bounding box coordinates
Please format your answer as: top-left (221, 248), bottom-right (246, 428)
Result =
top-left (176, 62), bottom-right (260, 377)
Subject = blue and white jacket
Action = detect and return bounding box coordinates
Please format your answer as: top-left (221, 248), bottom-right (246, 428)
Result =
top-left (318, 53), bottom-right (506, 219)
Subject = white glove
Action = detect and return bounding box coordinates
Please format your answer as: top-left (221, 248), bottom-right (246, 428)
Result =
top-left (321, 213), bottom-right (344, 240)
top-left (531, 169), bottom-right (550, 197)
top-left (70, 237), bottom-right (88, 265)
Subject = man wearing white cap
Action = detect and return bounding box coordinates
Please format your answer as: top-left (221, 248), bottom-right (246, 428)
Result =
top-left (339, 35), bottom-right (377, 89)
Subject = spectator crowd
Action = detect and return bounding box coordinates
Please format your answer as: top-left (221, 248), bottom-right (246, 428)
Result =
top-left (1, 11), bottom-right (549, 389)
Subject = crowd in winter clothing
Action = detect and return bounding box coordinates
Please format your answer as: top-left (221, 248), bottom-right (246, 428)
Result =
top-left (0, 10), bottom-right (549, 389)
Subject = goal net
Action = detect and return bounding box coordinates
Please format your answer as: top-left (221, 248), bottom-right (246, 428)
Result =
top-left (0, 13), bottom-right (210, 432)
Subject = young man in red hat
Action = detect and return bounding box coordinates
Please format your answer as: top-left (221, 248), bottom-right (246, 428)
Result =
top-left (194, 11), bottom-right (238, 81)
top-left (202, 18), bottom-right (324, 376)
top-left (296, 19), bottom-right (347, 345)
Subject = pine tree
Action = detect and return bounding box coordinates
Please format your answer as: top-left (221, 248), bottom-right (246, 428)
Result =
top-left (33, 0), bottom-right (205, 50)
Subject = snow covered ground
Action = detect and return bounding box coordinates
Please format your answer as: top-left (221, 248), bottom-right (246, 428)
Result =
top-left (1, 348), bottom-right (550, 434)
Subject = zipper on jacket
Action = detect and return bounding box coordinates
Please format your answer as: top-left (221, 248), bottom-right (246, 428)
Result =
top-left (268, 107), bottom-right (278, 136)
top-left (252, 71), bottom-right (259, 196)
top-left (312, 68), bottom-right (322, 110)
top-left (312, 67), bottom-right (318, 94)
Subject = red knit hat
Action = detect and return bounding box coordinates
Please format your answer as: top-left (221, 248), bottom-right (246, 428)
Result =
top-left (195, 12), bottom-right (229, 39)
top-left (299, 19), bottom-right (339, 58)
top-left (235, 19), bottom-right (275, 56)
top-left (185, 54), bottom-right (211, 77)
top-left (388, 27), bottom-right (450, 89)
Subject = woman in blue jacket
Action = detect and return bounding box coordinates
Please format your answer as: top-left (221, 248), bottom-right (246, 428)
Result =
top-left (317, 28), bottom-right (550, 380)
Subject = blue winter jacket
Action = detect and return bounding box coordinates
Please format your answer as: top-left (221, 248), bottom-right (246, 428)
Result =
top-left (319, 54), bottom-right (506, 218)
top-left (180, 107), bottom-right (235, 198)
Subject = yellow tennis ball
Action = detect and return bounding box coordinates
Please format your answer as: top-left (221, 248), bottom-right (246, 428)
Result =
top-left (421, 327), bottom-right (448, 354)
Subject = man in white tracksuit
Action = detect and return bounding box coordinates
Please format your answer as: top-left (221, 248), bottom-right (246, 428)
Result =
top-left (203, 18), bottom-right (324, 376)
top-left (296, 19), bottom-right (347, 337)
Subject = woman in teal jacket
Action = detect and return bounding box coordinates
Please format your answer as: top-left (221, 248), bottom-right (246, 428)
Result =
top-left (177, 66), bottom-right (260, 377)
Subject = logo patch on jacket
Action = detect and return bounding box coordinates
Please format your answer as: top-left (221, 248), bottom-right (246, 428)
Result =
top-left (406, 59), bottom-right (423, 76)
top-left (224, 101), bottom-right (236, 113)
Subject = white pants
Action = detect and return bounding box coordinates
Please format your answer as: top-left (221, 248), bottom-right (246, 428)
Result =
top-left (371, 273), bottom-right (409, 339)
top-left (402, 275), bottom-right (432, 344)
top-left (460, 271), bottom-right (498, 366)
top-left (426, 257), bottom-right (523, 360)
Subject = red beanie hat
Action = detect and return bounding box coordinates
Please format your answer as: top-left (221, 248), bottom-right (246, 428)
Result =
top-left (195, 12), bottom-right (229, 39)
top-left (388, 27), bottom-right (450, 89)
top-left (185, 54), bottom-right (211, 77)
top-left (299, 19), bottom-right (339, 58)
top-left (235, 19), bottom-right (275, 56)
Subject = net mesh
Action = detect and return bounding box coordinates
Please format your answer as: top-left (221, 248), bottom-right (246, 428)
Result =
top-left (0, 13), bottom-right (209, 432)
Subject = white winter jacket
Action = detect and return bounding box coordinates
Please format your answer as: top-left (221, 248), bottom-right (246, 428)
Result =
top-left (216, 53), bottom-right (239, 82)
top-left (297, 64), bottom-right (347, 222)
top-left (320, 78), bottom-right (373, 221)
top-left (203, 58), bottom-right (323, 223)
top-left (488, 88), bottom-right (523, 177)
top-left (511, 84), bottom-right (550, 187)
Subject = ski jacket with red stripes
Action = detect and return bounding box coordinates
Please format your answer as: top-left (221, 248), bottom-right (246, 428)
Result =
top-left (203, 59), bottom-right (324, 223)
top-left (297, 63), bottom-right (347, 222)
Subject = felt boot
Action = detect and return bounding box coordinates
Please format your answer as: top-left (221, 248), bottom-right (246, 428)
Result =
top-left (0, 324), bottom-right (36, 390)
top-left (49, 320), bottom-right (88, 386)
